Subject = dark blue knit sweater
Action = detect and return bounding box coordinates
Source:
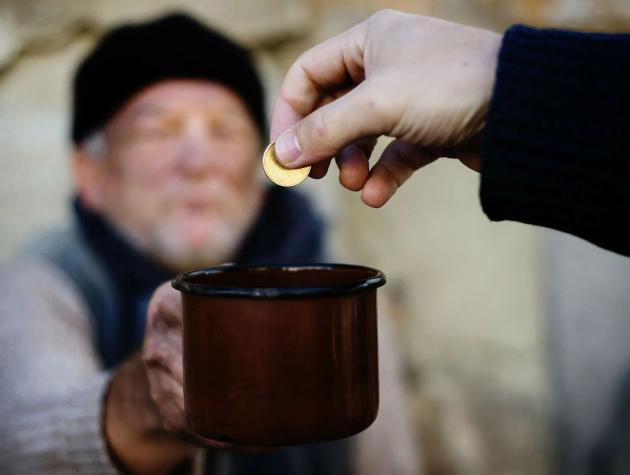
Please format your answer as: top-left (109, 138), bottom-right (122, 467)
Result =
top-left (481, 25), bottom-right (630, 257)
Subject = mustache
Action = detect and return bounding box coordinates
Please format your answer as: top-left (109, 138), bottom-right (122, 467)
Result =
top-left (162, 179), bottom-right (262, 219)
top-left (164, 180), bottom-right (238, 204)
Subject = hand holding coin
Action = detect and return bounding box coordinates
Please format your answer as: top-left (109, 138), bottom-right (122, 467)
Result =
top-left (268, 10), bottom-right (500, 206)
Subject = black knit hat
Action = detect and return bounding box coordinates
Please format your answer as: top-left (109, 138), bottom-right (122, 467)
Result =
top-left (71, 12), bottom-right (266, 144)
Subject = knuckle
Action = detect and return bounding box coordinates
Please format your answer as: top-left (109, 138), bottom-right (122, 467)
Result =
top-left (142, 344), bottom-right (165, 367)
top-left (295, 51), bottom-right (309, 69)
top-left (153, 392), bottom-right (171, 409)
top-left (146, 292), bottom-right (165, 324)
top-left (143, 343), bottom-right (179, 378)
top-left (164, 415), bottom-right (186, 433)
top-left (307, 111), bottom-right (329, 145)
top-left (147, 288), bottom-right (182, 330)
top-left (363, 81), bottom-right (398, 128)
top-left (370, 8), bottom-right (396, 23)
top-left (299, 112), bottom-right (332, 158)
top-left (141, 348), bottom-right (157, 366)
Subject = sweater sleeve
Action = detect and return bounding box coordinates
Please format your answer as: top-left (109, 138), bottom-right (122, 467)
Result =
top-left (480, 25), bottom-right (630, 256)
top-left (0, 258), bottom-right (119, 474)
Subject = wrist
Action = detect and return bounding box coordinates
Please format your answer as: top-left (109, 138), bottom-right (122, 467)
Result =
top-left (480, 31), bottom-right (503, 115)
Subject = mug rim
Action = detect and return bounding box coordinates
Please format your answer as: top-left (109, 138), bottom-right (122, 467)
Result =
top-left (171, 263), bottom-right (386, 298)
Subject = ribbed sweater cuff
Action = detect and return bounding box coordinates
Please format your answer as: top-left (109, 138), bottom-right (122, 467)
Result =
top-left (5, 373), bottom-right (119, 474)
top-left (480, 25), bottom-right (630, 256)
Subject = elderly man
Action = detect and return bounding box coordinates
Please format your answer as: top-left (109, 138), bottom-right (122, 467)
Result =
top-left (0, 13), bottom-right (418, 475)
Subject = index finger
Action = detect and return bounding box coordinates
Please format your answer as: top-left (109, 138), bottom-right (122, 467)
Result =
top-left (269, 20), bottom-right (368, 141)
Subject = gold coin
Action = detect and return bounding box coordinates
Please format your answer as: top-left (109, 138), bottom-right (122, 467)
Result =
top-left (262, 141), bottom-right (311, 187)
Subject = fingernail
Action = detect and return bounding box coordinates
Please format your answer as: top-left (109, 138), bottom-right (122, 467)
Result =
top-left (274, 131), bottom-right (302, 165)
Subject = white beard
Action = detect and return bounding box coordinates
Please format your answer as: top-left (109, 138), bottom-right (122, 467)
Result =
top-left (148, 208), bottom-right (255, 272)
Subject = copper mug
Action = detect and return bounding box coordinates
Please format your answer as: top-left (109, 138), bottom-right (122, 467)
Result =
top-left (171, 263), bottom-right (385, 447)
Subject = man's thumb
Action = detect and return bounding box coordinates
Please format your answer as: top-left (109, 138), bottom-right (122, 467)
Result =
top-left (274, 81), bottom-right (390, 168)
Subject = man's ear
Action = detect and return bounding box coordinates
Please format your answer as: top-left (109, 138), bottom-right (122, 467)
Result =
top-left (72, 148), bottom-right (106, 212)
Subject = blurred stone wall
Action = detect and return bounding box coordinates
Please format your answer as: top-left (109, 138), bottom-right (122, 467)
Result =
top-left (2, 1), bottom-right (630, 475)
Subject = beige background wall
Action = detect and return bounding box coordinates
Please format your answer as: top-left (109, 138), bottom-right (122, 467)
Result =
top-left (2, 1), bottom-right (630, 474)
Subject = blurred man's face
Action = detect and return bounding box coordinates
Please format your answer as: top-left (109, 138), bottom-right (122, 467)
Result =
top-left (77, 80), bottom-right (264, 271)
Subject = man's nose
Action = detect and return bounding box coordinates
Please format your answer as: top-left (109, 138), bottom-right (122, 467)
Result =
top-left (175, 117), bottom-right (219, 177)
